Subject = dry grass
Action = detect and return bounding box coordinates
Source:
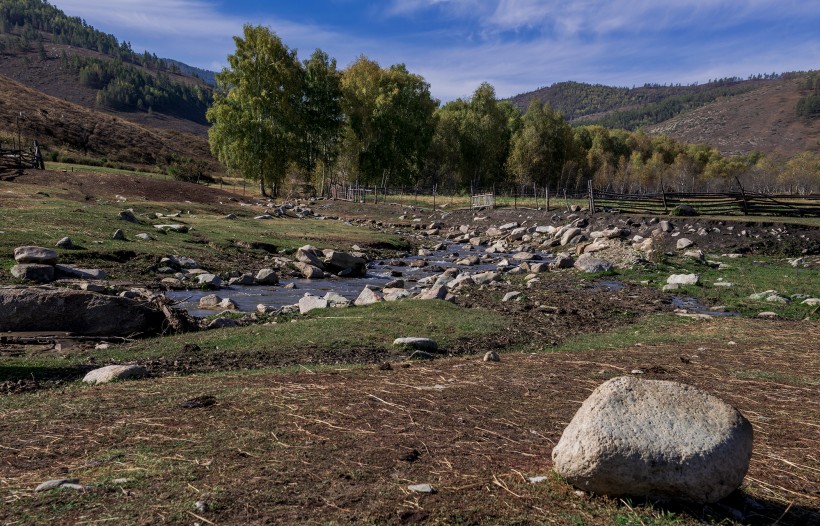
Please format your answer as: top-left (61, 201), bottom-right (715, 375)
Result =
top-left (1, 317), bottom-right (817, 525)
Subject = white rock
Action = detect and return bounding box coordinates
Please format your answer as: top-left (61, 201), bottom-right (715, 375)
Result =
top-left (676, 238), bottom-right (694, 250)
top-left (83, 365), bottom-right (147, 385)
top-left (299, 295), bottom-right (328, 314)
top-left (552, 376), bottom-right (753, 503)
top-left (667, 274), bottom-right (700, 286)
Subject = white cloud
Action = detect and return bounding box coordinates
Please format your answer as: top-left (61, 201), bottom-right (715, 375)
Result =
top-left (49, 0), bottom-right (820, 102)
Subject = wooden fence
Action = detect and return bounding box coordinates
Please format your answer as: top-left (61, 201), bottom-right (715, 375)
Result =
top-left (0, 141), bottom-right (44, 171)
top-left (591, 189), bottom-right (820, 217)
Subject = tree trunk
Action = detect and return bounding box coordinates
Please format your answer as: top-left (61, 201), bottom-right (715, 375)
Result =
top-left (259, 178), bottom-right (268, 197)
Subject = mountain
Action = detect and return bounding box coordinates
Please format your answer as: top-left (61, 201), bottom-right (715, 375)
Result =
top-left (646, 75), bottom-right (820, 157)
top-left (510, 72), bottom-right (820, 156)
top-left (163, 58), bottom-right (217, 87)
top-left (0, 0), bottom-right (212, 137)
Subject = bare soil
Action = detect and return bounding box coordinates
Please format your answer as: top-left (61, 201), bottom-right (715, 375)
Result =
top-left (0, 319), bottom-right (817, 525)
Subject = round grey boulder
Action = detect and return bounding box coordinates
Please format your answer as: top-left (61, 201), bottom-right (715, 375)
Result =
top-left (552, 376), bottom-right (752, 503)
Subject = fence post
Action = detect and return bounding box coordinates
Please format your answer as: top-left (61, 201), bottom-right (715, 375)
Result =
top-left (734, 177), bottom-right (749, 215)
top-left (661, 186), bottom-right (669, 214)
top-left (587, 180), bottom-right (595, 214)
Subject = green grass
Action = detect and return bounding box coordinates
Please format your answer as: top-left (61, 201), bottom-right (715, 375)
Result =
top-left (546, 314), bottom-right (702, 353)
top-left (0, 189), bottom-right (407, 278)
top-left (45, 161), bottom-right (163, 178)
top-left (613, 254), bottom-right (820, 320)
top-left (0, 300), bottom-right (508, 379)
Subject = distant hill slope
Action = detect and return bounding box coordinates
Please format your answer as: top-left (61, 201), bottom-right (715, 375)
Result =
top-left (646, 76), bottom-right (820, 156)
top-left (0, 73), bottom-right (215, 169)
top-left (163, 58), bottom-right (217, 87)
top-left (510, 73), bottom-right (819, 156)
top-left (0, 0), bottom-right (212, 137)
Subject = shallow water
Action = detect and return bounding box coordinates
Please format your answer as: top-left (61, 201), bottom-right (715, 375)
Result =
top-left (166, 239), bottom-right (542, 317)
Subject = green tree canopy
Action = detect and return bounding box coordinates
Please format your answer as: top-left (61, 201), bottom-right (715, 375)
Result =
top-left (207, 25), bottom-right (303, 196)
top-left (340, 56), bottom-right (437, 187)
top-left (508, 100), bottom-right (573, 188)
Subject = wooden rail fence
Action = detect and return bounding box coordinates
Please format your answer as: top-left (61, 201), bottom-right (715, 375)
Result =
top-left (591, 189), bottom-right (820, 217)
top-left (0, 140), bottom-right (44, 171)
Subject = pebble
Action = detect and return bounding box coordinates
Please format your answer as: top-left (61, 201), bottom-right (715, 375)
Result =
top-left (483, 351), bottom-right (500, 362)
top-left (407, 483), bottom-right (435, 494)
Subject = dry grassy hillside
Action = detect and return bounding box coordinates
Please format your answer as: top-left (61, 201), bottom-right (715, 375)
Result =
top-left (0, 43), bottom-right (210, 137)
top-left (0, 73), bottom-right (215, 169)
top-left (647, 77), bottom-right (819, 156)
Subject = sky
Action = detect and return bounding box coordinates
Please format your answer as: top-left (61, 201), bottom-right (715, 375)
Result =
top-left (50, 0), bottom-right (820, 102)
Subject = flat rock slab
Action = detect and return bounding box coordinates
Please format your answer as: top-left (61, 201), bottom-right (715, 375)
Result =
top-left (14, 246), bottom-right (59, 264)
top-left (153, 224), bottom-right (189, 233)
top-left (35, 478), bottom-right (81, 492)
top-left (11, 264), bottom-right (55, 282)
top-left (0, 288), bottom-right (165, 336)
top-left (552, 376), bottom-right (752, 504)
top-left (393, 337), bottom-right (438, 352)
top-left (83, 365), bottom-right (147, 385)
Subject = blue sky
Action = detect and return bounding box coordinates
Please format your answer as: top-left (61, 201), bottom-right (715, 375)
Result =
top-left (50, 0), bottom-right (820, 101)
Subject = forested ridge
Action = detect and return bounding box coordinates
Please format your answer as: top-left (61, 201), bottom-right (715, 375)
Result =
top-left (510, 74), bottom-right (812, 130)
top-left (0, 0), bottom-right (211, 121)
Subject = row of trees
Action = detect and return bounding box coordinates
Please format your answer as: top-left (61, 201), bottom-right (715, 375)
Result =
top-left (208, 26), bottom-right (819, 197)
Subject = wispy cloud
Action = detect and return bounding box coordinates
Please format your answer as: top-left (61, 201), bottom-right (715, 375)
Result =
top-left (50, 0), bottom-right (820, 101)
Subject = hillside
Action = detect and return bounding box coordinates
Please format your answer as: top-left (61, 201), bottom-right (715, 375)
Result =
top-left (0, 0), bottom-right (212, 137)
top-left (647, 76), bottom-right (820, 156)
top-left (0, 73), bottom-right (215, 170)
top-left (510, 73), bottom-right (819, 156)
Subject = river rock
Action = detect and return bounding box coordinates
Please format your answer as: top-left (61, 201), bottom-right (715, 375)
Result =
top-left (676, 238), bottom-right (694, 250)
top-left (14, 246), bottom-right (58, 264)
top-left (483, 351), bottom-right (500, 362)
top-left (196, 274), bottom-right (222, 288)
top-left (574, 254), bottom-right (613, 273)
top-left (207, 317), bottom-right (240, 329)
top-left (54, 264), bottom-right (108, 280)
top-left (296, 245), bottom-right (326, 269)
top-left (135, 233), bottom-right (154, 241)
top-left (561, 228), bottom-right (582, 246)
top-left (393, 337), bottom-right (438, 352)
top-left (255, 268), bottom-right (279, 285)
top-left (417, 285), bottom-right (448, 300)
top-left (667, 274), bottom-right (700, 286)
top-left (502, 291), bottom-right (521, 302)
top-left (323, 250), bottom-right (367, 277)
top-left (384, 289), bottom-right (412, 301)
top-left (551, 255), bottom-right (575, 269)
top-left (198, 294), bottom-right (223, 309)
top-left (552, 376), bottom-right (752, 503)
top-left (299, 294), bottom-right (328, 314)
top-left (11, 264), bottom-right (55, 282)
top-left (354, 287), bottom-right (383, 306)
top-left (324, 291), bottom-right (351, 307)
top-left (294, 262), bottom-right (324, 279)
top-left (228, 274), bottom-right (256, 286)
top-left (55, 237), bottom-right (74, 249)
top-left (83, 365), bottom-right (148, 385)
top-left (112, 229), bottom-right (126, 240)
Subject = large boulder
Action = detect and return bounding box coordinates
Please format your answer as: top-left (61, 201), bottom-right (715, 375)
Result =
top-left (0, 288), bottom-right (165, 336)
top-left (296, 245), bottom-right (326, 269)
top-left (299, 294), bottom-right (328, 314)
top-left (574, 254), bottom-right (613, 273)
top-left (14, 246), bottom-right (58, 265)
top-left (11, 264), bottom-right (55, 282)
top-left (552, 376), bottom-right (753, 503)
top-left (294, 262), bottom-right (324, 279)
top-left (323, 250), bottom-right (367, 277)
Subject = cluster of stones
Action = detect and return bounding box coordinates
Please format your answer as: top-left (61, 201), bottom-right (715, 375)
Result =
top-left (10, 246), bottom-right (107, 283)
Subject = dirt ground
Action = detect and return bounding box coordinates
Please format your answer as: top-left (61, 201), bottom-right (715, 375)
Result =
top-left (0, 318), bottom-right (817, 525)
